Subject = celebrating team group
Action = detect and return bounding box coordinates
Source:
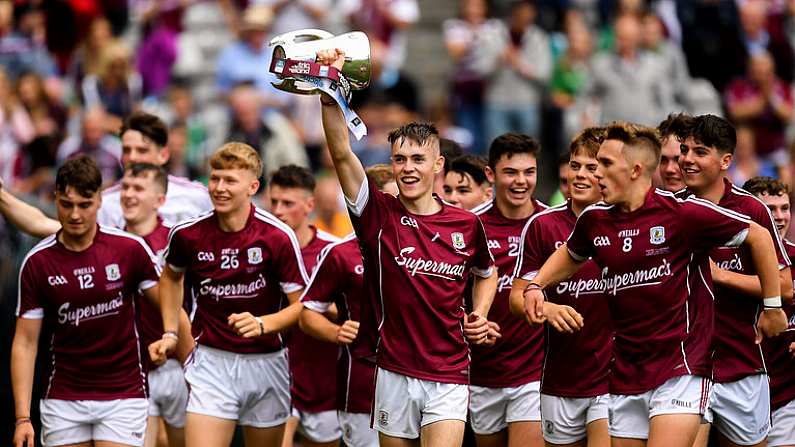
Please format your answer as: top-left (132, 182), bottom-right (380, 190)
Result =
top-left (7, 48), bottom-right (795, 447)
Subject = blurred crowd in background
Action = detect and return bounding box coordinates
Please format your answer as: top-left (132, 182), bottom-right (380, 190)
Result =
top-left (1, 0), bottom-right (795, 348)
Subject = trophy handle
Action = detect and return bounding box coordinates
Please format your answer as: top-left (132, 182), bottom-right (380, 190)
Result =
top-left (269, 29), bottom-right (334, 46)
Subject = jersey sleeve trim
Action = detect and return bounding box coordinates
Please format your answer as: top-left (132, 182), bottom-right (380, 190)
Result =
top-left (139, 280), bottom-right (158, 291)
top-left (20, 308), bottom-right (44, 319)
top-left (567, 246), bottom-right (588, 262)
top-left (725, 228), bottom-right (749, 248)
top-left (345, 177), bottom-right (370, 217)
top-left (254, 208), bottom-right (310, 284)
top-left (471, 265), bottom-right (494, 278)
top-left (522, 270), bottom-right (539, 281)
top-left (168, 263), bottom-right (186, 273)
top-left (302, 300), bottom-right (333, 313)
top-left (281, 282), bottom-right (304, 294)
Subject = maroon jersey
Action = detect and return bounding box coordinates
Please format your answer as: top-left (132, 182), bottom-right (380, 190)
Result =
top-left (566, 188), bottom-right (751, 395)
top-left (165, 205), bottom-right (308, 354)
top-left (290, 228), bottom-right (340, 412)
top-left (697, 180), bottom-right (791, 383)
top-left (134, 219), bottom-right (171, 372)
top-left (469, 199), bottom-right (546, 388)
top-left (515, 201), bottom-right (612, 397)
top-left (764, 239), bottom-right (795, 411)
top-left (301, 234), bottom-right (374, 414)
top-left (347, 177), bottom-right (494, 384)
top-left (16, 226), bottom-right (160, 400)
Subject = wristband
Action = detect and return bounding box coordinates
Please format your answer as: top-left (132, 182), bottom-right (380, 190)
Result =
top-left (15, 417), bottom-right (31, 426)
top-left (525, 282), bottom-right (544, 291)
top-left (763, 296), bottom-right (782, 309)
top-left (162, 331), bottom-right (178, 341)
top-left (256, 317), bottom-right (265, 336)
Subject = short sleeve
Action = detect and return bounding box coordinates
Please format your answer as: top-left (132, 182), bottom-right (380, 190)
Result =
top-left (274, 229), bottom-right (309, 294)
top-left (301, 245), bottom-right (342, 313)
top-left (470, 217), bottom-right (495, 278)
top-left (132, 240), bottom-right (161, 291)
top-left (17, 255), bottom-right (44, 319)
top-left (164, 227), bottom-right (190, 272)
top-left (566, 209), bottom-right (596, 261)
top-left (513, 217), bottom-right (545, 281)
top-left (347, 176), bottom-right (390, 242)
top-left (683, 198), bottom-right (751, 250)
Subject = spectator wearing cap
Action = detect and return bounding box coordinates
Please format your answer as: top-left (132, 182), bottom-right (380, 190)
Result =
top-left (216, 4), bottom-right (290, 108)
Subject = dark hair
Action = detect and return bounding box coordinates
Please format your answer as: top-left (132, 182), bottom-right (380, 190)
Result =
top-left (55, 155), bottom-right (102, 197)
top-left (119, 111), bottom-right (169, 148)
top-left (269, 164), bottom-right (316, 192)
top-left (743, 176), bottom-right (790, 197)
top-left (657, 113), bottom-right (695, 144)
top-left (447, 155), bottom-right (490, 186)
top-left (440, 138), bottom-right (464, 173)
top-left (387, 122), bottom-right (440, 150)
top-left (569, 127), bottom-right (606, 158)
top-left (689, 114), bottom-right (736, 155)
top-left (487, 133), bottom-right (540, 169)
top-left (125, 162), bottom-right (168, 194)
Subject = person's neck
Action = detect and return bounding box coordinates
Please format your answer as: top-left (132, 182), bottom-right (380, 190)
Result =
top-left (571, 198), bottom-right (592, 217)
top-left (294, 222), bottom-right (315, 249)
top-left (619, 49), bottom-right (637, 61)
top-left (618, 180), bottom-right (651, 213)
top-left (125, 213), bottom-right (159, 238)
top-left (692, 176), bottom-right (726, 205)
top-left (400, 193), bottom-right (441, 216)
top-left (496, 194), bottom-right (534, 220)
top-left (59, 224), bottom-right (97, 252)
top-left (217, 204), bottom-right (251, 232)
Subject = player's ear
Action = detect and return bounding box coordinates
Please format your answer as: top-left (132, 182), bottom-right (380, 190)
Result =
top-left (484, 166), bottom-right (495, 184)
top-left (158, 146), bottom-right (171, 165)
top-left (248, 178), bottom-right (260, 196)
top-left (433, 154), bottom-right (444, 175)
top-left (631, 161), bottom-right (644, 180)
top-left (720, 152), bottom-right (733, 171)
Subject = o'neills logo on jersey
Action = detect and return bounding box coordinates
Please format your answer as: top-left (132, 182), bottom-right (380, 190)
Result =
top-left (199, 274), bottom-right (267, 300)
top-left (601, 258), bottom-right (672, 296)
top-left (394, 246), bottom-right (466, 280)
top-left (556, 277), bottom-right (606, 298)
top-left (715, 253), bottom-right (743, 272)
top-left (58, 292), bottom-right (123, 326)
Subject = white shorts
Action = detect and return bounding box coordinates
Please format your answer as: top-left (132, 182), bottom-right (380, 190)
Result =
top-left (292, 408), bottom-right (342, 443)
top-left (39, 398), bottom-right (148, 446)
top-left (339, 411), bottom-right (379, 447)
top-left (372, 367), bottom-right (468, 439)
top-left (184, 345), bottom-right (290, 428)
top-left (148, 359), bottom-right (188, 428)
top-left (608, 375), bottom-right (711, 440)
top-left (705, 374), bottom-right (770, 445)
top-left (769, 398), bottom-right (795, 447)
top-left (540, 393), bottom-right (609, 444)
top-left (469, 382), bottom-right (541, 435)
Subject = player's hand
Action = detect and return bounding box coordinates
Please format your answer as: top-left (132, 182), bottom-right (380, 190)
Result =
top-left (316, 48), bottom-right (346, 70)
top-left (337, 320), bottom-right (360, 345)
top-left (789, 341), bottom-right (795, 357)
top-left (480, 321), bottom-right (501, 347)
top-left (523, 287), bottom-right (546, 326)
top-left (464, 312), bottom-right (490, 345)
top-left (756, 308), bottom-right (788, 343)
top-left (228, 312), bottom-right (266, 338)
top-left (13, 419), bottom-right (34, 447)
top-left (148, 340), bottom-right (169, 366)
top-left (543, 302), bottom-right (584, 334)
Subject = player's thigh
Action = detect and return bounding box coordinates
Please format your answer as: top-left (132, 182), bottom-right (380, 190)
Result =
top-left (508, 420), bottom-right (543, 447)
top-left (586, 417), bottom-right (609, 447)
top-left (242, 424), bottom-right (286, 447)
top-left (475, 430), bottom-right (508, 447)
top-left (280, 416), bottom-right (299, 447)
top-left (379, 433), bottom-right (421, 447)
top-left (185, 413), bottom-right (237, 447)
top-left (419, 419), bottom-right (466, 447)
top-left (610, 438), bottom-right (646, 447)
top-left (162, 423), bottom-right (185, 447)
top-left (716, 432), bottom-right (766, 447)
top-left (692, 424), bottom-right (711, 447)
top-left (143, 416), bottom-right (160, 447)
top-left (647, 413), bottom-right (702, 447)
top-left (95, 441), bottom-right (146, 447)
